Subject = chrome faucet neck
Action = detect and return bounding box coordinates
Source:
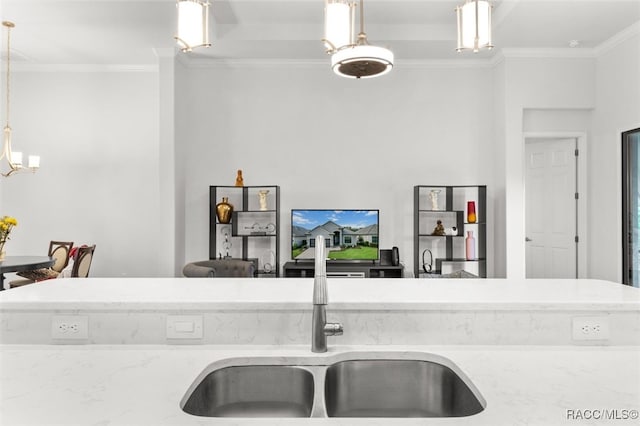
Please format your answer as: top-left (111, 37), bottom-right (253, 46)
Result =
top-left (313, 236), bottom-right (328, 305)
top-left (312, 235), bottom-right (343, 353)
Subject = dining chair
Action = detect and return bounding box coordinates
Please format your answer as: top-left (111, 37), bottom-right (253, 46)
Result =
top-left (48, 240), bottom-right (75, 272)
top-left (10, 240), bottom-right (74, 287)
top-left (70, 245), bottom-right (96, 278)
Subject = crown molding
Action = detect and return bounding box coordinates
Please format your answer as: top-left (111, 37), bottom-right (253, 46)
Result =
top-left (10, 19), bottom-right (640, 74)
top-left (594, 20), bottom-right (640, 57)
top-left (500, 48), bottom-right (596, 59)
top-left (178, 57), bottom-right (496, 69)
top-left (153, 48), bottom-right (177, 59)
top-left (397, 59), bottom-right (495, 69)
top-left (489, 50), bottom-right (506, 67)
top-left (11, 64), bottom-right (158, 73)
top-left (179, 58), bottom-right (324, 69)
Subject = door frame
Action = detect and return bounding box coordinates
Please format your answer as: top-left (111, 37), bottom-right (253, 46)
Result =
top-left (621, 127), bottom-right (640, 286)
top-left (523, 132), bottom-right (588, 278)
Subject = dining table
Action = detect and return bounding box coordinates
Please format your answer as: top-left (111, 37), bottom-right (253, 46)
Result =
top-left (0, 256), bottom-right (55, 290)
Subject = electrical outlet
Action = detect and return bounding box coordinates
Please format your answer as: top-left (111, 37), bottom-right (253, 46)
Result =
top-left (572, 316), bottom-right (610, 341)
top-left (51, 315), bottom-right (89, 340)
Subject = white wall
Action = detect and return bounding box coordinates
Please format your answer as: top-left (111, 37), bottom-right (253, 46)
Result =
top-left (523, 109), bottom-right (592, 133)
top-left (3, 30), bottom-right (637, 280)
top-left (174, 58), bottom-right (189, 276)
top-left (179, 63), bottom-right (496, 276)
top-left (501, 56), bottom-right (596, 279)
top-left (592, 31), bottom-right (640, 282)
top-left (492, 59), bottom-right (507, 278)
top-left (0, 70), bottom-right (162, 277)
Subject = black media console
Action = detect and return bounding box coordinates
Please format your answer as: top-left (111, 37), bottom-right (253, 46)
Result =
top-left (283, 261), bottom-right (404, 278)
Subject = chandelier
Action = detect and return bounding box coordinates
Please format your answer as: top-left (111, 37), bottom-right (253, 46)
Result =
top-left (323, 0), bottom-right (393, 79)
top-left (456, 0), bottom-right (494, 53)
top-left (1, 21), bottom-right (39, 178)
top-left (175, 0), bottom-right (211, 52)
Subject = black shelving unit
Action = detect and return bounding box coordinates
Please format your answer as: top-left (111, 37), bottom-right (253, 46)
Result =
top-left (413, 185), bottom-right (487, 278)
top-left (210, 185), bottom-right (280, 277)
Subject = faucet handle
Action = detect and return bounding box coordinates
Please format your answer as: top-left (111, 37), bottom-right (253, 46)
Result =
top-left (324, 322), bottom-right (343, 336)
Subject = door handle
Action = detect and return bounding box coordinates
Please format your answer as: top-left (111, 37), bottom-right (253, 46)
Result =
top-left (525, 237), bottom-right (533, 242)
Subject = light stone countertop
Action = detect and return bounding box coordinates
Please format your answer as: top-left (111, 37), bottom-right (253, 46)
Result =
top-left (1, 277), bottom-right (639, 311)
top-left (1, 344), bottom-right (639, 426)
top-left (1, 279), bottom-right (639, 424)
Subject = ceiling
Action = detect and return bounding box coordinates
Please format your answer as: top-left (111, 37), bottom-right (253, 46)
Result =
top-left (1, 0), bottom-right (639, 66)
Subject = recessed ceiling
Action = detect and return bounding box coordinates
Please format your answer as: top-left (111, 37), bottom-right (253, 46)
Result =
top-left (2, 0), bottom-right (639, 66)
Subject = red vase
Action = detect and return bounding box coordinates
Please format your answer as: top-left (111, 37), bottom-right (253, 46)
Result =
top-left (467, 201), bottom-right (477, 223)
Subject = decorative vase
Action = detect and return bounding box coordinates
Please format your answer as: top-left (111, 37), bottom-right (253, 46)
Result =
top-left (216, 197), bottom-right (233, 224)
top-left (235, 170), bottom-right (244, 187)
top-left (221, 226), bottom-right (232, 258)
top-left (258, 190), bottom-right (269, 211)
top-left (467, 201), bottom-right (477, 223)
top-left (429, 189), bottom-right (441, 210)
top-left (466, 231), bottom-right (476, 260)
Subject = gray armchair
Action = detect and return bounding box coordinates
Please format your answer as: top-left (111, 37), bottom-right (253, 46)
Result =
top-left (182, 259), bottom-right (255, 278)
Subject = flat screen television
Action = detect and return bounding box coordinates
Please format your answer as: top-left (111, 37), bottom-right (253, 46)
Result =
top-left (291, 209), bottom-right (379, 261)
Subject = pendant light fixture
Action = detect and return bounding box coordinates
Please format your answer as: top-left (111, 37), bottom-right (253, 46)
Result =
top-left (456, 0), bottom-right (493, 53)
top-left (324, 0), bottom-right (394, 79)
top-left (175, 0), bottom-right (211, 52)
top-left (323, 0), bottom-right (355, 54)
top-left (1, 21), bottom-right (39, 178)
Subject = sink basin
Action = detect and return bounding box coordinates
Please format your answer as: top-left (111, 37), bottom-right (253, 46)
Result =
top-left (181, 352), bottom-right (485, 418)
top-left (182, 365), bottom-right (314, 417)
top-left (325, 359), bottom-right (484, 418)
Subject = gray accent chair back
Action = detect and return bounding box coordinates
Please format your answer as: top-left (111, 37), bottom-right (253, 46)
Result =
top-left (183, 259), bottom-right (255, 278)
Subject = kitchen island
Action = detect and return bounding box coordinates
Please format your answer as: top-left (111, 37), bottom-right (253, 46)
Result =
top-left (1, 278), bottom-right (639, 425)
top-left (1, 277), bottom-right (638, 345)
top-left (1, 344), bottom-right (639, 425)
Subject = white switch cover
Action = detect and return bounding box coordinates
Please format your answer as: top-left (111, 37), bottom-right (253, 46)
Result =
top-left (166, 315), bottom-right (203, 339)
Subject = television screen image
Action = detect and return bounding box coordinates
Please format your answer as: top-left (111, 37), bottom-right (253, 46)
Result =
top-left (291, 209), bottom-right (379, 261)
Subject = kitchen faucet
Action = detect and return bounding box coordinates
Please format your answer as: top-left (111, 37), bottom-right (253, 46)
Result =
top-left (312, 235), bottom-right (343, 353)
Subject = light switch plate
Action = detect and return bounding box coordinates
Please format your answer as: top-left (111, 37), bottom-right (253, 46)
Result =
top-left (166, 315), bottom-right (203, 339)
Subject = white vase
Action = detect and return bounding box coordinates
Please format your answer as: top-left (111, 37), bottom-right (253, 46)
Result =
top-left (258, 190), bottom-right (269, 211)
top-left (429, 189), bottom-right (440, 210)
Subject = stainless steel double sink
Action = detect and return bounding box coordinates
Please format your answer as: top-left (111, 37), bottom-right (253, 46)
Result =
top-left (181, 352), bottom-right (486, 418)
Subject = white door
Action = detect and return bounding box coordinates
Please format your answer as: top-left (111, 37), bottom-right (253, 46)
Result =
top-left (525, 138), bottom-right (577, 278)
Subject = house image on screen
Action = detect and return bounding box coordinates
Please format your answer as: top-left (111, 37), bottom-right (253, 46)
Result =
top-left (293, 221), bottom-right (379, 252)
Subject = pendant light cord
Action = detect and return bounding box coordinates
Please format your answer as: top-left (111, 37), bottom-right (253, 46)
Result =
top-left (359, 0), bottom-right (364, 35)
top-left (356, 0), bottom-right (369, 45)
top-left (3, 22), bottom-right (12, 128)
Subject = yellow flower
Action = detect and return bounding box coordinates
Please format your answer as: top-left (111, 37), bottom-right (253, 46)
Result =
top-left (0, 215), bottom-right (17, 242)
